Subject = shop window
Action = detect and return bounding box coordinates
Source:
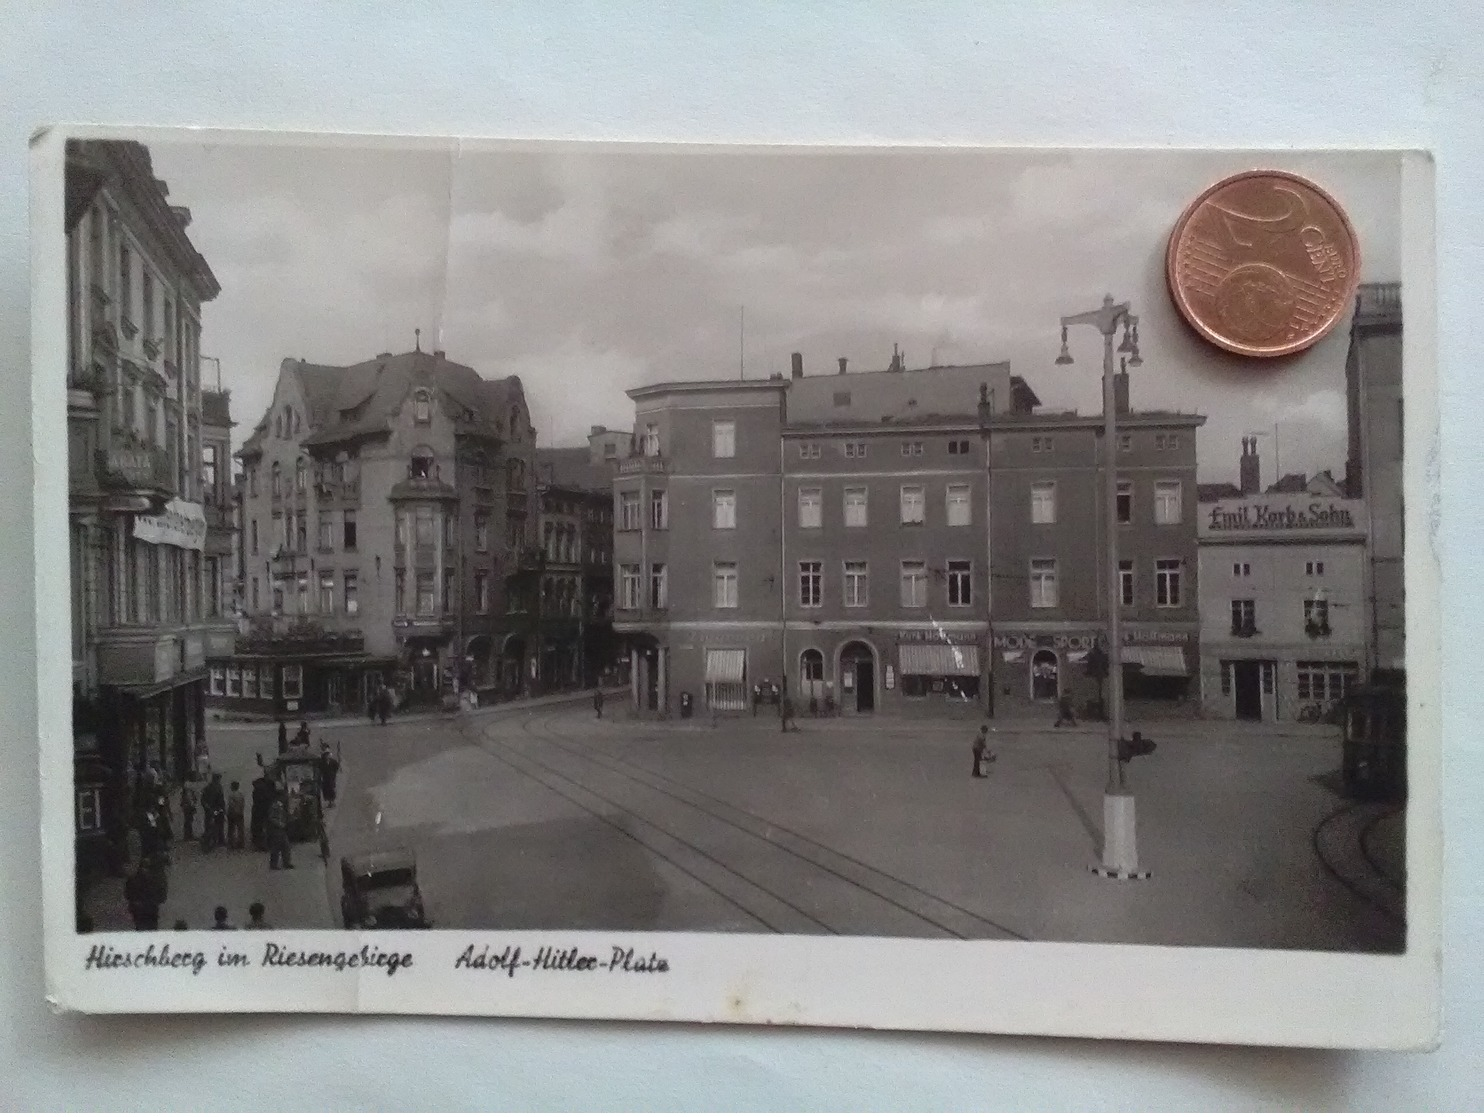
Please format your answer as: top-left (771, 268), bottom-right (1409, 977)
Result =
top-left (282, 665), bottom-right (303, 701)
top-left (242, 666), bottom-right (258, 699)
top-left (902, 675), bottom-right (981, 700)
top-left (1296, 661), bottom-right (1357, 703)
top-left (227, 667), bottom-right (242, 697)
top-left (76, 788), bottom-right (103, 834)
top-left (209, 667), bottom-right (225, 695)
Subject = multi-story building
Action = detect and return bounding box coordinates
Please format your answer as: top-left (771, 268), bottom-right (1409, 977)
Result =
top-left (615, 349), bottom-right (1203, 720)
top-left (64, 139), bottom-right (223, 873)
top-left (201, 387), bottom-right (235, 619)
top-left (1344, 281), bottom-right (1404, 679)
top-left (1199, 439), bottom-right (1368, 720)
top-left (214, 345), bottom-right (536, 716)
top-left (504, 436), bottom-right (621, 693)
top-left (986, 367), bottom-right (1205, 719)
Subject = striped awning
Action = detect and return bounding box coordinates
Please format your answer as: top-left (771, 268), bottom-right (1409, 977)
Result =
top-left (899, 644), bottom-right (981, 677)
top-left (1122, 646), bottom-right (1189, 677)
top-left (704, 648), bottom-right (747, 683)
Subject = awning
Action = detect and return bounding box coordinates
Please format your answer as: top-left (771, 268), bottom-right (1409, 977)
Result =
top-left (899, 644), bottom-right (981, 677)
top-left (1122, 646), bottom-right (1188, 677)
top-left (704, 649), bottom-right (747, 683)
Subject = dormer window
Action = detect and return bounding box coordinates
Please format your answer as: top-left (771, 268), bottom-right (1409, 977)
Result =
top-left (410, 446), bottom-right (436, 481)
top-left (414, 389), bottom-right (432, 425)
top-left (509, 406), bottom-right (521, 438)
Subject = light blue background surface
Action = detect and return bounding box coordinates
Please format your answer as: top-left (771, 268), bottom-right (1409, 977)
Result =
top-left (3, 3), bottom-right (1480, 1108)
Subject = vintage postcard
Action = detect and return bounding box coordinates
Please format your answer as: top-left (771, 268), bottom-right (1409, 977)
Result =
top-left (33, 129), bottom-right (1440, 1047)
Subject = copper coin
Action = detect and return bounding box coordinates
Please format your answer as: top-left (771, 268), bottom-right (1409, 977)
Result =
top-left (1166, 170), bottom-right (1361, 357)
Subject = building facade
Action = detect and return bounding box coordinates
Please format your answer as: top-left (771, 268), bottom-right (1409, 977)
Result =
top-left (1344, 281), bottom-right (1404, 678)
top-left (986, 374), bottom-right (1205, 719)
top-left (201, 387), bottom-right (235, 620)
top-left (65, 139), bottom-right (224, 875)
top-left (215, 347), bottom-right (537, 716)
top-left (1199, 441), bottom-right (1368, 720)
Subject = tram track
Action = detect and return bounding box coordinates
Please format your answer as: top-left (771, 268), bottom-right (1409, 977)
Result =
top-left (474, 710), bottom-right (1029, 941)
top-left (1311, 800), bottom-right (1406, 930)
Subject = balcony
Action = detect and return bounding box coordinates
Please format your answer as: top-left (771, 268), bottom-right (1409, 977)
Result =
top-left (313, 477), bottom-right (361, 504)
top-left (618, 455), bottom-right (668, 476)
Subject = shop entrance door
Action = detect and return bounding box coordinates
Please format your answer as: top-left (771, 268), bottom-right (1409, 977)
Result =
top-left (1233, 660), bottom-right (1263, 720)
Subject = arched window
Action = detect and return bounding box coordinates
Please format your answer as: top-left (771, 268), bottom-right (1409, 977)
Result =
top-left (413, 388), bottom-right (432, 425)
top-left (409, 445), bottom-right (436, 481)
top-left (271, 462), bottom-right (281, 497)
top-left (295, 457), bottom-right (306, 493)
top-left (1031, 650), bottom-right (1060, 702)
top-left (273, 414), bottom-right (281, 440)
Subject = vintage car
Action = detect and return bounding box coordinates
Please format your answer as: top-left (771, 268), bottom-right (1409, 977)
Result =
top-left (340, 849), bottom-right (431, 930)
top-left (268, 747), bottom-right (324, 844)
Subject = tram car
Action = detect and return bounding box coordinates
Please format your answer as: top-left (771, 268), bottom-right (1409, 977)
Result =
top-left (269, 746), bottom-right (325, 842)
top-left (1339, 682), bottom-right (1407, 803)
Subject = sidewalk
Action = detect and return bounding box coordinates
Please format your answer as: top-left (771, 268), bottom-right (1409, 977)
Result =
top-left (207, 685), bottom-right (627, 733)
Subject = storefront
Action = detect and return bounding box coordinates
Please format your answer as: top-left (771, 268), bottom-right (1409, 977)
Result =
top-left (782, 626), bottom-right (988, 718)
top-left (990, 624), bottom-right (1199, 719)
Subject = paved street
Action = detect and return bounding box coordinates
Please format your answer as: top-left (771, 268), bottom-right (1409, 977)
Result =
top-left (189, 697), bottom-right (1406, 951)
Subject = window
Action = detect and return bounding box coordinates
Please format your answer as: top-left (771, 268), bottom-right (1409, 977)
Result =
top-left (468, 511), bottom-right (485, 551)
top-left (1031, 435), bottom-right (1054, 453)
top-left (1155, 559), bottom-right (1183, 607)
top-left (1233, 561), bottom-right (1251, 577)
top-left (712, 420), bottom-right (736, 458)
top-left (643, 423), bottom-right (659, 457)
top-left (1117, 481), bottom-right (1133, 525)
top-left (1030, 481), bottom-right (1056, 524)
top-left (946, 483), bottom-right (972, 527)
top-left (295, 514), bottom-right (307, 554)
top-left (343, 570), bottom-right (358, 615)
top-left (295, 457), bottom-right (307, 493)
top-left (272, 579), bottom-right (284, 614)
top-left (250, 519), bottom-right (259, 555)
top-left (649, 563), bottom-right (667, 609)
top-left (282, 665), bottom-right (303, 701)
top-left (843, 561), bottom-right (868, 608)
top-left (248, 466), bottom-right (258, 498)
top-left (76, 787), bottom-right (104, 834)
top-left (1118, 433), bottom-right (1132, 452)
top-left (899, 485), bottom-right (925, 525)
top-left (797, 442), bottom-right (821, 459)
top-left (947, 438), bottom-right (971, 455)
top-left (209, 667), bottom-right (225, 695)
top-left (842, 441), bottom-right (867, 458)
top-left (649, 490), bottom-right (668, 529)
top-left (619, 490), bottom-right (641, 531)
top-left (343, 510), bottom-right (357, 551)
top-left (202, 444), bottom-right (217, 499)
top-left (318, 510), bottom-right (334, 551)
top-left (1155, 433), bottom-right (1181, 451)
top-left (798, 487), bottom-right (822, 528)
top-left (844, 486), bottom-right (868, 528)
top-left (444, 511), bottom-right (457, 548)
top-left (251, 577), bottom-right (260, 612)
top-left (413, 389), bottom-right (432, 425)
top-left (1304, 597), bottom-right (1332, 634)
top-left (119, 242), bottom-right (132, 323)
top-left (1154, 480), bottom-right (1182, 524)
top-left (901, 440), bottom-right (924, 457)
top-left (947, 560), bottom-right (972, 606)
top-left (416, 572), bottom-right (436, 615)
top-left (296, 573), bottom-right (308, 614)
top-left (712, 489), bottom-right (736, 529)
top-left (394, 570), bottom-right (406, 613)
top-left (1030, 558), bottom-right (1058, 608)
top-left (442, 569), bottom-right (455, 611)
top-left (272, 512), bottom-right (284, 552)
top-left (1305, 560), bottom-right (1326, 577)
top-left (1231, 598), bottom-right (1257, 634)
top-left (798, 561), bottom-right (822, 607)
top-left (242, 666), bottom-right (258, 700)
top-left (319, 571), bottom-right (335, 614)
top-left (271, 462), bottom-right (281, 497)
top-left (900, 561), bottom-right (928, 607)
top-left (227, 666), bottom-right (242, 698)
top-left (415, 506), bottom-right (434, 547)
top-left (619, 564), bottom-right (642, 610)
top-left (395, 509), bottom-right (409, 548)
top-left (712, 562), bottom-right (739, 608)
top-left (474, 571), bottom-right (489, 613)
top-left (1119, 560), bottom-right (1135, 607)
top-left (1296, 661), bottom-right (1357, 703)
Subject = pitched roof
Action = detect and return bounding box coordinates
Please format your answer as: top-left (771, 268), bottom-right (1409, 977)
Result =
top-left (1267, 472), bottom-right (1311, 494)
top-left (536, 447), bottom-right (612, 493)
top-left (785, 361), bottom-right (1026, 427)
top-left (1198, 482), bottom-right (1243, 501)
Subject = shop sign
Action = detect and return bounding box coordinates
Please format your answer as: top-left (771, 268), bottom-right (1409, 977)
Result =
top-left (993, 629), bottom-right (1188, 652)
top-left (133, 498), bottom-right (207, 551)
top-left (1200, 496), bottom-right (1365, 538)
top-left (895, 629), bottom-right (978, 644)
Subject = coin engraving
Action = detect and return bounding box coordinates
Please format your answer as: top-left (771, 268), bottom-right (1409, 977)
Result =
top-left (1166, 171), bottom-right (1361, 357)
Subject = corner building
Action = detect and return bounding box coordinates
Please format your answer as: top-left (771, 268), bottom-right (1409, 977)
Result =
top-left (221, 348), bottom-right (536, 716)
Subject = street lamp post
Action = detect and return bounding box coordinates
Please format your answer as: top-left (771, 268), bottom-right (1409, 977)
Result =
top-left (1056, 294), bottom-right (1149, 880)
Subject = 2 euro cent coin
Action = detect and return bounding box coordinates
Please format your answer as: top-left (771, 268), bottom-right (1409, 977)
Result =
top-left (1166, 170), bottom-right (1361, 358)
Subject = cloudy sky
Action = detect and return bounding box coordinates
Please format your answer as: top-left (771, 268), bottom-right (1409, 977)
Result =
top-left (148, 137), bottom-right (1401, 486)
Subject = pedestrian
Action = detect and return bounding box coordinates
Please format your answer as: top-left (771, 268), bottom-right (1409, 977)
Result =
top-left (246, 901), bottom-right (272, 930)
top-left (200, 773), bottom-right (226, 851)
top-left (226, 781), bottom-right (246, 849)
top-left (250, 771), bottom-right (274, 851)
top-left (319, 744), bottom-right (340, 808)
top-left (293, 720), bottom-right (311, 748)
top-left (212, 905), bottom-right (236, 931)
top-left (593, 689), bottom-right (604, 719)
top-left (179, 780), bottom-right (197, 843)
top-left (137, 803), bottom-right (162, 862)
top-left (277, 719), bottom-right (289, 754)
top-left (751, 684), bottom-right (760, 717)
top-left (780, 694), bottom-right (796, 732)
top-left (379, 687), bottom-right (390, 726)
top-left (1055, 694), bottom-right (1078, 728)
top-left (267, 793), bottom-right (293, 870)
top-left (368, 692), bottom-right (377, 724)
top-left (971, 724), bottom-right (993, 779)
top-left (193, 736), bottom-right (211, 778)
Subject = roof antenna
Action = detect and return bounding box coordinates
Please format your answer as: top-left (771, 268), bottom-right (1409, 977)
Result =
top-left (414, 328), bottom-right (421, 352)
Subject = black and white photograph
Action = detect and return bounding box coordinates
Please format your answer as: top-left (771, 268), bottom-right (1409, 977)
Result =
top-left (34, 129), bottom-right (1439, 1043)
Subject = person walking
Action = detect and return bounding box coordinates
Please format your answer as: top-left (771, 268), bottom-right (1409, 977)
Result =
top-left (319, 744), bottom-right (340, 808)
top-left (178, 780), bottom-right (197, 843)
top-left (249, 770), bottom-right (274, 851)
top-left (266, 793), bottom-right (293, 870)
top-left (593, 689), bottom-right (605, 719)
top-left (378, 687), bottom-right (391, 726)
top-left (780, 694), bottom-right (797, 732)
top-left (226, 781), bottom-right (246, 850)
top-left (971, 724), bottom-right (994, 779)
top-left (1054, 694), bottom-right (1078, 728)
top-left (277, 719), bottom-right (289, 754)
top-left (200, 773), bottom-right (226, 852)
top-left (246, 901), bottom-right (273, 930)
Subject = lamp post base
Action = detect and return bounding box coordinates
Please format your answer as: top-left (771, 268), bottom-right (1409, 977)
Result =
top-left (1091, 791), bottom-right (1151, 880)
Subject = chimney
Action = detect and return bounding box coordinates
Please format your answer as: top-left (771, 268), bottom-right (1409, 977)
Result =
top-left (838, 357), bottom-right (848, 375)
top-left (1240, 437), bottom-right (1261, 495)
top-left (434, 349), bottom-right (446, 360)
top-left (889, 343), bottom-right (903, 373)
top-left (1113, 370), bottom-right (1130, 415)
top-left (590, 425), bottom-right (606, 436)
top-left (791, 352), bottom-right (803, 380)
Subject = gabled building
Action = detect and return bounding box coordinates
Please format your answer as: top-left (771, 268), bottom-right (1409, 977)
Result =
top-left (216, 344), bottom-right (537, 716)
